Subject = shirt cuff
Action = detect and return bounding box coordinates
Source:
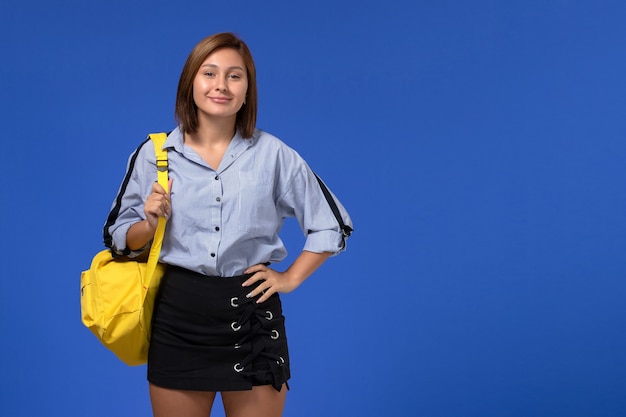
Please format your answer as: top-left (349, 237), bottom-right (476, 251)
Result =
top-left (303, 230), bottom-right (347, 255)
top-left (110, 221), bottom-right (149, 257)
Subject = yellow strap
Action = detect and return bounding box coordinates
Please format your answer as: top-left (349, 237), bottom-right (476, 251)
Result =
top-left (144, 133), bottom-right (168, 287)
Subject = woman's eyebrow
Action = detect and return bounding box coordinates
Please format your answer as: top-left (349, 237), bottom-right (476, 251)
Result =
top-left (201, 63), bottom-right (245, 71)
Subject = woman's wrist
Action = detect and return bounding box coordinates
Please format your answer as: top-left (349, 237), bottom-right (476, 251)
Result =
top-left (127, 219), bottom-right (156, 251)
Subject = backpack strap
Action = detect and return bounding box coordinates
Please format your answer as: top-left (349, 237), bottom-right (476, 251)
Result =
top-left (144, 133), bottom-right (169, 284)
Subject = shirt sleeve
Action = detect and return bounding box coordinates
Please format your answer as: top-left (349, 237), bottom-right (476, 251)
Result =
top-left (105, 140), bottom-right (156, 257)
top-left (276, 153), bottom-right (353, 255)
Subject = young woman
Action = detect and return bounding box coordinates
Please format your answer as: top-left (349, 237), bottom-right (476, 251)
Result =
top-left (105, 32), bottom-right (352, 417)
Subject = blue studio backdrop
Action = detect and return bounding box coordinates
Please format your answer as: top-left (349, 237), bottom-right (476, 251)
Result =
top-left (1, 1), bottom-right (625, 416)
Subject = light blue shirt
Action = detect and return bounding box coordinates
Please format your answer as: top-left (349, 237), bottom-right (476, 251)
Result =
top-left (107, 127), bottom-right (352, 277)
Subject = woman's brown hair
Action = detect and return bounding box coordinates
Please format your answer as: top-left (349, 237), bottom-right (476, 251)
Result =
top-left (175, 32), bottom-right (257, 138)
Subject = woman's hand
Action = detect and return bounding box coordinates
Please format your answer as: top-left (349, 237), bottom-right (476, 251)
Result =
top-left (242, 265), bottom-right (300, 304)
top-left (126, 179), bottom-right (173, 251)
top-left (242, 251), bottom-right (332, 303)
top-left (144, 179), bottom-right (173, 231)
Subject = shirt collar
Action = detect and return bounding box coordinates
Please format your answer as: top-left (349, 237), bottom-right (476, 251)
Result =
top-left (163, 126), bottom-right (256, 172)
top-left (163, 126), bottom-right (184, 153)
top-left (163, 126), bottom-right (255, 151)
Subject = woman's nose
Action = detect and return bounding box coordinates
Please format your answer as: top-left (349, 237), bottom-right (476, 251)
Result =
top-left (216, 77), bottom-right (228, 92)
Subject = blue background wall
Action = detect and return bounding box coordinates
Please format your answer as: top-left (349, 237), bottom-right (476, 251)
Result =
top-left (1, 1), bottom-right (625, 416)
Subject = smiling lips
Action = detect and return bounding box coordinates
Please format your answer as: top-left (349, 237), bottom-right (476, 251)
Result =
top-left (209, 96), bottom-right (231, 103)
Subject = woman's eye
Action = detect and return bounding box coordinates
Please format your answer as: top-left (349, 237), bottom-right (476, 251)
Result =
top-left (229, 74), bottom-right (241, 79)
top-left (204, 72), bottom-right (215, 77)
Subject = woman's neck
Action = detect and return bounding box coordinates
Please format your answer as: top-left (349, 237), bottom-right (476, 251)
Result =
top-left (183, 116), bottom-right (237, 170)
top-left (187, 114), bottom-right (236, 146)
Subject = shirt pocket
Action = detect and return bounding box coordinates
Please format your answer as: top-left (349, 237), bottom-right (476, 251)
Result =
top-left (238, 170), bottom-right (277, 235)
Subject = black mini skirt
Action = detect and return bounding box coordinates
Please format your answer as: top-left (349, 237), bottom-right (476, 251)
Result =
top-left (147, 265), bottom-right (290, 392)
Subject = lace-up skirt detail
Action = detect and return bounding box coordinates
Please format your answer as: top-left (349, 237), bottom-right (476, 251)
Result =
top-left (148, 266), bottom-right (290, 392)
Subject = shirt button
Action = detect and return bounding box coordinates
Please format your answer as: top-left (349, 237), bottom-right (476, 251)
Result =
top-left (215, 175), bottom-right (219, 180)
top-left (216, 197), bottom-right (221, 202)
top-left (215, 226), bottom-right (220, 231)
top-left (210, 253), bottom-right (216, 257)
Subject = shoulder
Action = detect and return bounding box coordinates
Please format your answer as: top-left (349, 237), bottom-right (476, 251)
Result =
top-left (125, 128), bottom-right (178, 176)
top-left (248, 129), bottom-right (313, 184)
top-left (135, 127), bottom-right (180, 160)
top-left (250, 129), bottom-right (305, 162)
top-left (250, 129), bottom-right (287, 148)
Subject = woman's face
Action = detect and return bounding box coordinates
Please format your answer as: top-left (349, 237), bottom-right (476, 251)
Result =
top-left (192, 48), bottom-right (248, 124)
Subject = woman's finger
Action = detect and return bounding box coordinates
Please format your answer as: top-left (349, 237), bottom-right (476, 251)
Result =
top-left (246, 281), bottom-right (267, 299)
top-left (242, 264), bottom-right (267, 286)
top-left (151, 181), bottom-right (164, 194)
top-left (145, 192), bottom-right (171, 220)
top-left (152, 178), bottom-right (174, 195)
